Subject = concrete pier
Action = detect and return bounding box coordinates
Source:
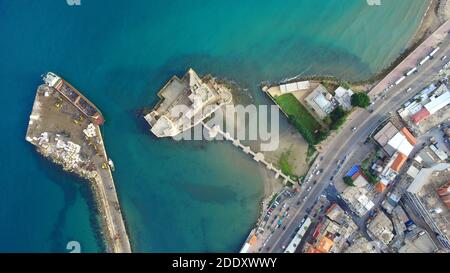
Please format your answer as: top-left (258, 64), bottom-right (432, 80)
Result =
top-left (202, 122), bottom-right (296, 185)
top-left (26, 83), bottom-right (131, 253)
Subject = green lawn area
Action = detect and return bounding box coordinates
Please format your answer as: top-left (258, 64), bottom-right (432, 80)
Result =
top-left (276, 94), bottom-right (320, 132)
top-left (278, 151), bottom-right (294, 177)
top-left (275, 93), bottom-right (324, 145)
top-left (278, 150), bottom-right (300, 180)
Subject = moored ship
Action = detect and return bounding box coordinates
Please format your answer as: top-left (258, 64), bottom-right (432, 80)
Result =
top-left (42, 72), bottom-right (105, 125)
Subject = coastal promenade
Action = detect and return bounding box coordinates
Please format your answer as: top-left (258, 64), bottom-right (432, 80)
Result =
top-left (26, 82), bottom-right (131, 253)
top-left (369, 19), bottom-right (450, 98)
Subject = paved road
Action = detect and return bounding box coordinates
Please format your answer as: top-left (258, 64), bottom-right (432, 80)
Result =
top-left (260, 36), bottom-right (450, 253)
top-left (370, 19), bottom-right (450, 97)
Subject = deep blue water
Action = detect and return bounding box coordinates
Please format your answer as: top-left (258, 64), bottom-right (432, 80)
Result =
top-left (0, 0), bottom-right (428, 252)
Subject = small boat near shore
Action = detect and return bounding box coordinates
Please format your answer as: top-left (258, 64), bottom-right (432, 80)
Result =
top-left (108, 159), bottom-right (115, 172)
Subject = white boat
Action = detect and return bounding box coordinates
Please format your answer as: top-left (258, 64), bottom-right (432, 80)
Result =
top-left (108, 159), bottom-right (115, 171)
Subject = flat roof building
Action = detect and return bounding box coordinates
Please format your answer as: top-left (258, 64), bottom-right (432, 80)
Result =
top-left (316, 237), bottom-right (334, 253)
top-left (404, 163), bottom-right (450, 250)
top-left (341, 186), bottom-right (375, 217)
top-left (410, 84), bottom-right (450, 124)
top-left (424, 87), bottom-right (450, 115)
top-left (305, 84), bottom-right (335, 119)
top-left (306, 204), bottom-right (358, 253)
top-left (387, 132), bottom-right (414, 157)
top-left (334, 86), bottom-right (354, 111)
top-left (367, 211), bottom-right (395, 245)
top-left (279, 80), bottom-right (311, 94)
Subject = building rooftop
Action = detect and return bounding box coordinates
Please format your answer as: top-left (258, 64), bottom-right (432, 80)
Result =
top-left (316, 237), bottom-right (334, 253)
top-left (375, 182), bottom-right (387, 193)
top-left (307, 204), bottom-right (358, 253)
top-left (334, 86), bottom-right (354, 111)
top-left (305, 84), bottom-right (335, 119)
top-left (344, 235), bottom-right (379, 253)
top-left (145, 68), bottom-right (232, 138)
top-left (407, 163), bottom-right (450, 194)
top-left (400, 127), bottom-right (417, 145)
top-left (391, 153), bottom-right (408, 172)
top-left (374, 122), bottom-right (399, 148)
top-left (341, 187), bottom-right (375, 216)
top-left (353, 173), bottom-right (369, 188)
top-left (279, 80), bottom-right (311, 94)
top-left (399, 230), bottom-right (438, 253)
top-left (367, 211), bottom-right (394, 245)
top-left (387, 132), bottom-right (414, 157)
top-left (424, 88), bottom-right (450, 115)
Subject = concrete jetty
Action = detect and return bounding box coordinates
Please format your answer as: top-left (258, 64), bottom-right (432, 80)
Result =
top-left (26, 76), bottom-right (131, 253)
top-left (202, 122), bottom-right (296, 185)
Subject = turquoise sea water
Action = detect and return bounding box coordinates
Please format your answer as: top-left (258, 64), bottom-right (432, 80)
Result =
top-left (0, 0), bottom-right (428, 252)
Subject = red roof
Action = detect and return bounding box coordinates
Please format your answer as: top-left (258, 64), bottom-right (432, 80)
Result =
top-left (94, 116), bottom-right (105, 126)
top-left (249, 235), bottom-right (257, 245)
top-left (351, 171), bottom-right (361, 181)
top-left (411, 108), bottom-right (430, 124)
top-left (375, 183), bottom-right (387, 193)
top-left (305, 245), bottom-right (322, 253)
top-left (437, 182), bottom-right (450, 197)
top-left (312, 224), bottom-right (322, 239)
top-left (441, 196), bottom-right (450, 209)
top-left (316, 237), bottom-right (334, 253)
top-left (391, 153), bottom-right (407, 172)
top-left (400, 127), bottom-right (417, 145)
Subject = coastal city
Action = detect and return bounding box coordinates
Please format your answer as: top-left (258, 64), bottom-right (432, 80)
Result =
top-left (3, 0), bottom-right (449, 261)
top-left (239, 18), bottom-right (450, 254)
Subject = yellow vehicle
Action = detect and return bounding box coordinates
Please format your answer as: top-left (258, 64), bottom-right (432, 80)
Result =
top-left (73, 115), bottom-right (84, 125)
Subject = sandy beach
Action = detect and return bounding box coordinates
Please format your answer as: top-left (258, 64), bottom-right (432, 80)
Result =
top-left (409, 0), bottom-right (442, 46)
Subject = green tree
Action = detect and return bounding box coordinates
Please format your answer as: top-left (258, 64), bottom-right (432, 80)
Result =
top-left (343, 176), bottom-right (355, 187)
top-left (351, 92), bottom-right (371, 108)
top-left (362, 168), bottom-right (378, 184)
top-left (329, 106), bottom-right (348, 130)
top-left (340, 81), bottom-right (351, 90)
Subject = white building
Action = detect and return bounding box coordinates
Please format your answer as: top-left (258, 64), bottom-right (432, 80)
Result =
top-left (387, 132), bottom-right (414, 157)
top-left (424, 89), bottom-right (450, 115)
top-left (334, 86), bottom-right (354, 111)
top-left (279, 81), bottom-right (311, 94)
top-left (83, 123), bottom-right (97, 138)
